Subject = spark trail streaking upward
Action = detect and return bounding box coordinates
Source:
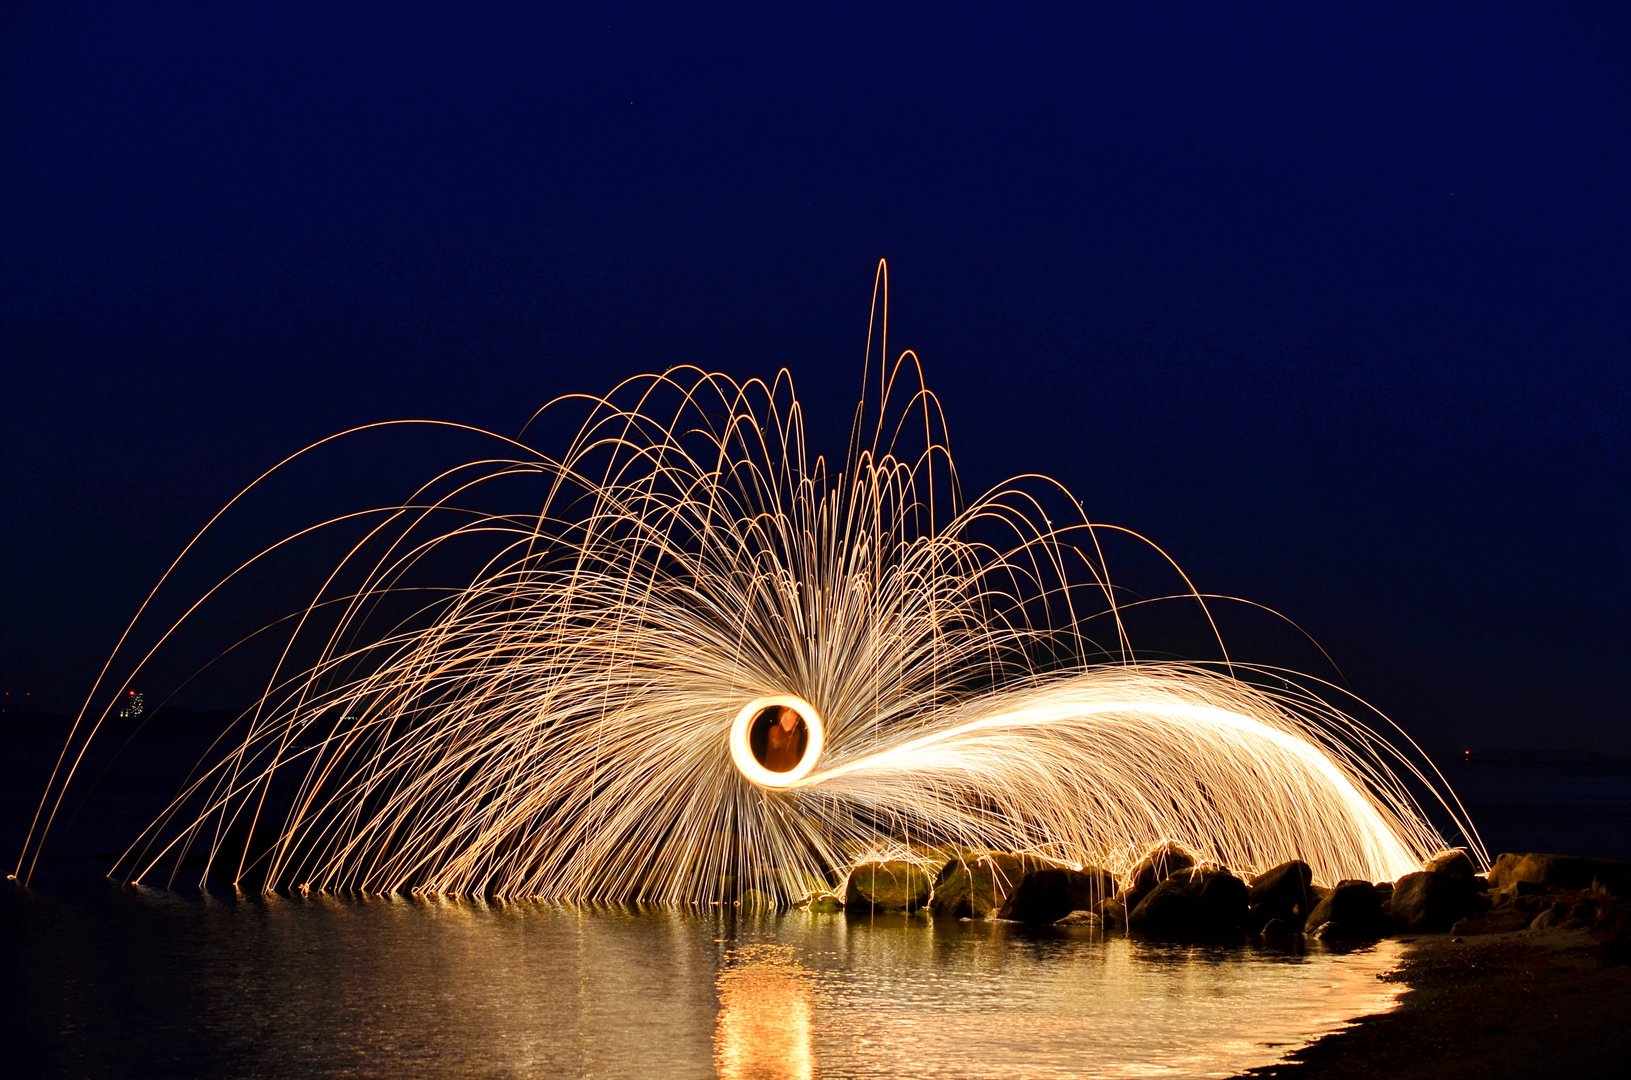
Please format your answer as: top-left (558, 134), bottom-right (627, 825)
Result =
top-left (18, 263), bottom-right (1482, 903)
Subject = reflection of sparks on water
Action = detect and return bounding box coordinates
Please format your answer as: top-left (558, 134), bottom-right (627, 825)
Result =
top-left (18, 261), bottom-right (1482, 900)
top-left (715, 947), bottom-right (815, 1080)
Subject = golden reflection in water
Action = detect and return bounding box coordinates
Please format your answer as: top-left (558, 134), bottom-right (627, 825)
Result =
top-left (714, 945), bottom-right (816, 1080)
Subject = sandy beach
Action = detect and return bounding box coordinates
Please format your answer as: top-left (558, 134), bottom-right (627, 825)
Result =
top-left (1243, 929), bottom-right (1631, 1079)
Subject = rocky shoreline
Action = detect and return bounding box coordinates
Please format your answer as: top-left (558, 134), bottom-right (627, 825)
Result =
top-left (807, 847), bottom-right (1631, 955)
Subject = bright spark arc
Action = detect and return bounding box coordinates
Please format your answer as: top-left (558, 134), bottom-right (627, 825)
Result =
top-left (792, 671), bottom-right (1426, 884)
top-left (19, 263), bottom-right (1483, 902)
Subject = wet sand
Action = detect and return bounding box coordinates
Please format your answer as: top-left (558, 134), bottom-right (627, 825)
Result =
top-left (1242, 929), bottom-right (1631, 1079)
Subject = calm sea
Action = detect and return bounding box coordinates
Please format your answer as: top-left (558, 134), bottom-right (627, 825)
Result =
top-left (4, 886), bottom-right (1404, 1080)
top-left (1442, 752), bottom-right (1631, 861)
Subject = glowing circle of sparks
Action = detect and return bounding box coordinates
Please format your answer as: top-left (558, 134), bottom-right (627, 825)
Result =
top-left (730, 696), bottom-right (825, 788)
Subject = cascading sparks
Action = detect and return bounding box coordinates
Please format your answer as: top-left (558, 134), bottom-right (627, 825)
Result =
top-left (18, 264), bottom-right (1481, 903)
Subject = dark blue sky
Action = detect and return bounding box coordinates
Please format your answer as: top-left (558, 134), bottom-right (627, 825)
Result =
top-left (3, 2), bottom-right (1627, 752)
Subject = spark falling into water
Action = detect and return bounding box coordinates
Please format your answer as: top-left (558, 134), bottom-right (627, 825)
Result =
top-left (17, 264), bottom-right (1480, 902)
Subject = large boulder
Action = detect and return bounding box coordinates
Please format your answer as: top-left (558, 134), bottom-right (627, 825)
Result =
top-left (1196, 868), bottom-right (1250, 932)
top-left (845, 861), bottom-right (931, 913)
top-left (1488, 853), bottom-right (1631, 897)
top-left (1125, 841), bottom-right (1197, 903)
top-left (1305, 880), bottom-right (1386, 939)
top-left (931, 853), bottom-right (1042, 919)
top-left (1246, 860), bottom-right (1315, 932)
top-left (1128, 866), bottom-right (1249, 937)
top-left (1128, 877), bottom-right (1194, 934)
top-left (999, 866), bottom-right (1119, 925)
top-left (1389, 870), bottom-right (1487, 932)
top-left (929, 866), bottom-right (976, 919)
top-left (1423, 849), bottom-right (1477, 879)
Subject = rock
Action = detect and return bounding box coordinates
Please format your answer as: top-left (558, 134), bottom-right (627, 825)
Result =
top-left (806, 895), bottom-right (844, 914)
top-left (1488, 853), bottom-right (1631, 897)
top-left (1449, 910), bottom-right (1533, 935)
top-left (1247, 860), bottom-right (1315, 932)
top-left (999, 867), bottom-right (1119, 925)
top-left (845, 861), bottom-right (931, 913)
top-left (1487, 886), bottom-right (1615, 927)
top-left (1249, 860), bottom-right (1314, 908)
top-left (1423, 849), bottom-right (1476, 879)
top-left (1197, 867), bottom-right (1250, 931)
top-left (1591, 897), bottom-right (1631, 964)
top-left (1306, 880), bottom-right (1385, 938)
top-left (999, 869), bottom-right (1073, 924)
top-left (1390, 870), bottom-right (1487, 932)
top-left (1129, 877), bottom-right (1195, 935)
top-left (1056, 909), bottom-right (1104, 928)
top-left (930, 853), bottom-right (1043, 919)
top-left (1530, 904), bottom-right (1563, 930)
top-left (1093, 896), bottom-right (1127, 931)
top-left (933, 855), bottom-right (971, 887)
top-left (929, 869), bottom-right (975, 918)
top-left (1524, 895), bottom-right (1620, 933)
top-left (1260, 917), bottom-right (1295, 936)
top-left (1125, 841), bottom-right (1197, 902)
top-left (1129, 866), bottom-right (1249, 937)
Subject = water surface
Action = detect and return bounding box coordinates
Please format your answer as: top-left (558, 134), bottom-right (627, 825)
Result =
top-left (4, 887), bottom-right (1403, 1079)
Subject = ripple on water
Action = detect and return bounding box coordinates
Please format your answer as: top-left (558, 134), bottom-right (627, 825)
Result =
top-left (6, 891), bottom-right (1402, 1079)
top-left (718, 914), bottom-right (1403, 1080)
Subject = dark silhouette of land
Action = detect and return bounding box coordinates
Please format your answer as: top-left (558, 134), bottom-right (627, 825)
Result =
top-left (1243, 929), bottom-right (1631, 1079)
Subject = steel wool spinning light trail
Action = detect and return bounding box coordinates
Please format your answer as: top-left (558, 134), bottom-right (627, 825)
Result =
top-left (18, 265), bottom-right (1481, 902)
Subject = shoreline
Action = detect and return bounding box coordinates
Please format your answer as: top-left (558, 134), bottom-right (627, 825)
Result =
top-left (1242, 928), bottom-right (1631, 1079)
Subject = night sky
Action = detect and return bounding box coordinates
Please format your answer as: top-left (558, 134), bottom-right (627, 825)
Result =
top-left (3, 2), bottom-right (1627, 755)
